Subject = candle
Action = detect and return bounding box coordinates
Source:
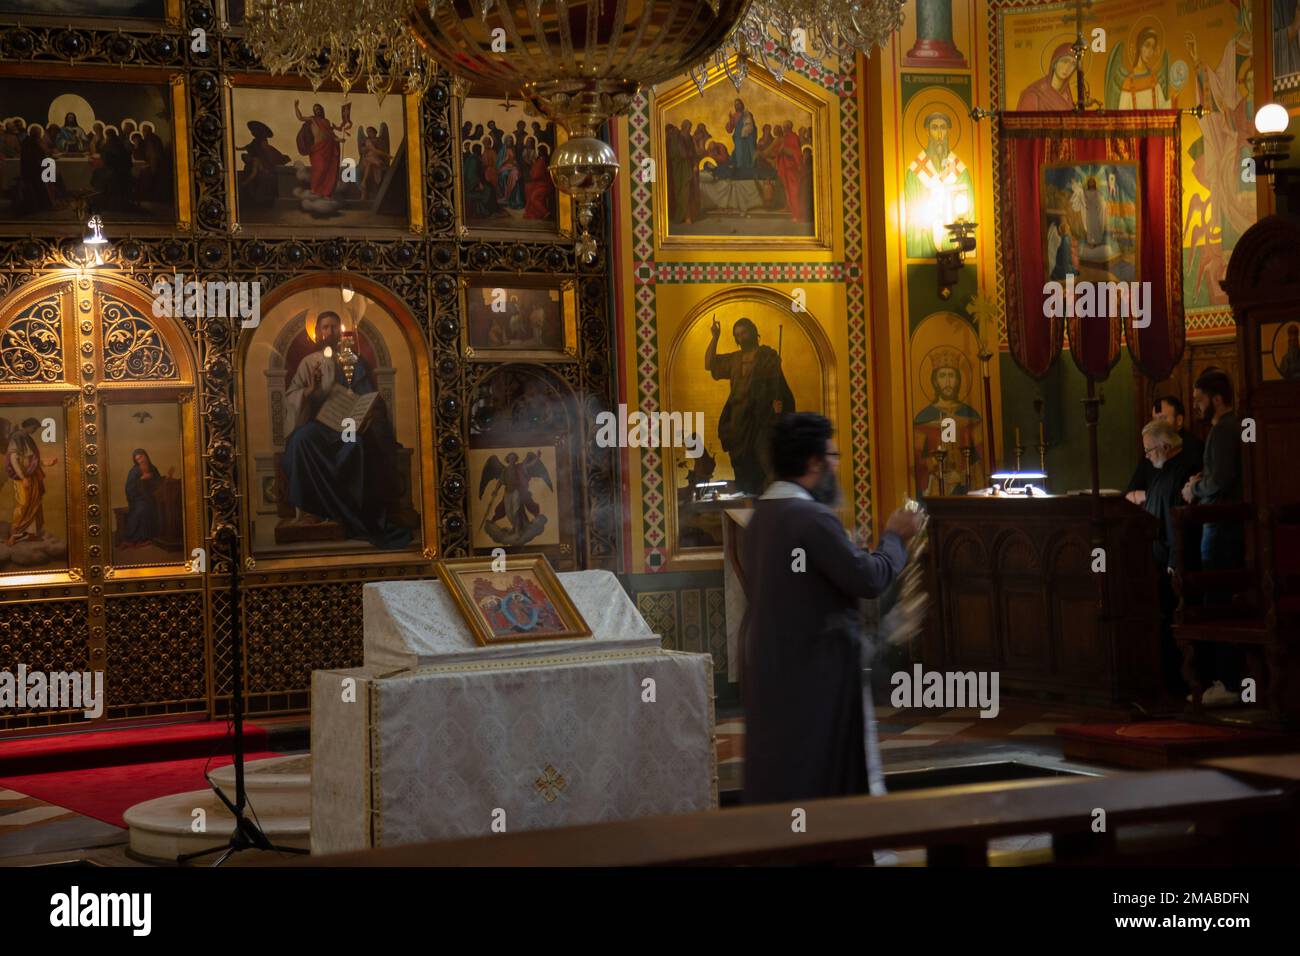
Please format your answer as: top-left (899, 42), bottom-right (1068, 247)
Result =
top-left (323, 346), bottom-right (333, 359)
top-left (1039, 421), bottom-right (1045, 445)
top-left (1014, 425), bottom-right (1021, 447)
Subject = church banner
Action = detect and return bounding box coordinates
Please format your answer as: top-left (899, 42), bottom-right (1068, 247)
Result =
top-left (997, 111), bottom-right (1183, 380)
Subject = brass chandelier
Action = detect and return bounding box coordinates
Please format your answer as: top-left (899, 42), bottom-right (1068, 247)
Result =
top-left (244, 0), bottom-right (906, 254)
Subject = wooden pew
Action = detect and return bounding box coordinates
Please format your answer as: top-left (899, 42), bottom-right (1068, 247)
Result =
top-left (304, 759), bottom-right (1300, 867)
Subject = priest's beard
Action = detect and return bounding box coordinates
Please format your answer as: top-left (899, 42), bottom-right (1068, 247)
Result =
top-left (810, 464), bottom-right (840, 506)
top-left (926, 139), bottom-right (949, 167)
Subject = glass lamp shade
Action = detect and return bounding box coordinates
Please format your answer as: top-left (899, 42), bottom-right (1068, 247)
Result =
top-left (1255, 103), bottom-right (1290, 135)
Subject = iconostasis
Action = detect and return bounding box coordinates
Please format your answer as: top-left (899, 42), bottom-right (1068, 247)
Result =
top-left (0, 0), bottom-right (616, 733)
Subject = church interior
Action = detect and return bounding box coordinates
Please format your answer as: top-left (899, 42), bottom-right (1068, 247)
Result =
top-left (0, 0), bottom-right (1298, 907)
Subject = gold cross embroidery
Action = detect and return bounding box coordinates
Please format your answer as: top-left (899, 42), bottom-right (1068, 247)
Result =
top-left (535, 764), bottom-right (567, 803)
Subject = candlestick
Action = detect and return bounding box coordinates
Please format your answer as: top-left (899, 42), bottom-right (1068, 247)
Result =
top-left (338, 332), bottom-right (358, 388)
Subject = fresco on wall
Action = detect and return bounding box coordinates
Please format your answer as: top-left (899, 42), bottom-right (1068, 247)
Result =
top-left (901, 75), bottom-right (974, 259)
top-left (910, 312), bottom-right (984, 496)
top-left (0, 0), bottom-right (166, 19)
top-left (242, 284), bottom-right (425, 558)
top-left (996, 0), bottom-right (1255, 318)
top-left (666, 292), bottom-right (828, 551)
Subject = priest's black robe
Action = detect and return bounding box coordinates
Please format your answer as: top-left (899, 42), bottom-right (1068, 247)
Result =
top-left (739, 491), bottom-right (907, 805)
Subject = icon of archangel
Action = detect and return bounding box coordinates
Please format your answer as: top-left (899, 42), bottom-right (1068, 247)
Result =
top-left (477, 450), bottom-right (554, 547)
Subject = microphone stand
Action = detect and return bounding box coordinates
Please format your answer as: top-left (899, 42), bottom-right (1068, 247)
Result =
top-left (176, 520), bottom-right (308, 864)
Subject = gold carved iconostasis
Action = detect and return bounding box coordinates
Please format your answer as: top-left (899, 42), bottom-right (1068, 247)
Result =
top-left (0, 1), bottom-right (617, 734)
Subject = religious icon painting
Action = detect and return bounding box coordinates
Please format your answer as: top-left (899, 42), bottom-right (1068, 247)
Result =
top-left (102, 401), bottom-right (194, 570)
top-left (217, 0), bottom-right (245, 29)
top-left (651, 59), bottom-right (832, 251)
top-left (0, 66), bottom-right (190, 230)
top-left (1261, 320), bottom-right (1300, 383)
top-left (238, 276), bottom-right (436, 566)
top-left (454, 93), bottom-right (570, 239)
top-left (1041, 162), bottom-right (1140, 286)
top-left (459, 275), bottom-right (577, 362)
top-left (0, 0), bottom-right (178, 27)
top-left (0, 403), bottom-right (70, 576)
top-left (664, 286), bottom-right (834, 563)
top-left (436, 553), bottom-right (590, 646)
top-left (900, 76), bottom-right (973, 260)
top-left (224, 78), bottom-right (423, 235)
top-left (468, 446), bottom-right (562, 551)
top-left (909, 311), bottom-right (984, 496)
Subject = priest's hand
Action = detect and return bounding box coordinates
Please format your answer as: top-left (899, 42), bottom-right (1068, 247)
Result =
top-left (1125, 490), bottom-right (1146, 505)
top-left (709, 316), bottom-right (720, 340)
top-left (884, 507), bottom-right (920, 543)
top-left (1181, 475), bottom-right (1199, 503)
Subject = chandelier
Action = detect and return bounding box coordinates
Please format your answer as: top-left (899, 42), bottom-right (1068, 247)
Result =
top-left (700, 0), bottom-right (906, 89)
top-left (244, 0), bottom-right (437, 99)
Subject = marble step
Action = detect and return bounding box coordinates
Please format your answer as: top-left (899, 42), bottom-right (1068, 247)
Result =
top-left (123, 754), bottom-right (312, 863)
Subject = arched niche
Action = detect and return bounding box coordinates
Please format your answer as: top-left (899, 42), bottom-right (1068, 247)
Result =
top-left (238, 273), bottom-right (435, 568)
top-left (0, 272), bottom-right (202, 583)
top-left (662, 284), bottom-right (836, 564)
top-left (465, 363), bottom-right (582, 569)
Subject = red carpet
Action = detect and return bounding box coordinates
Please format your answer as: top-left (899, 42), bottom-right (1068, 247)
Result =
top-left (1057, 720), bottom-right (1297, 768)
top-left (0, 751), bottom-right (278, 828)
top-left (0, 721), bottom-right (270, 776)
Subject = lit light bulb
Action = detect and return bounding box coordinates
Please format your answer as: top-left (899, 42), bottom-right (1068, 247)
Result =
top-left (323, 346), bottom-right (333, 359)
top-left (341, 279), bottom-right (354, 303)
top-left (953, 189), bottom-right (970, 220)
top-left (1255, 103), bottom-right (1290, 135)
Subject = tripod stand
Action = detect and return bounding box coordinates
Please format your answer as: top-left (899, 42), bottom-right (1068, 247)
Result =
top-left (177, 522), bottom-right (309, 866)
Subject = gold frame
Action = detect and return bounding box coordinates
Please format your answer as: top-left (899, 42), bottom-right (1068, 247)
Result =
top-left (0, 0), bottom-right (182, 28)
top-left (458, 274), bottom-right (578, 362)
top-left (436, 552), bottom-right (591, 646)
top-left (0, 65), bottom-right (192, 233)
top-left (452, 90), bottom-right (572, 241)
top-left (651, 57), bottom-right (833, 253)
top-left (223, 74), bottom-right (425, 237)
top-left (0, 272), bottom-right (205, 588)
top-left (235, 272), bottom-right (439, 572)
top-left (662, 284), bottom-right (838, 570)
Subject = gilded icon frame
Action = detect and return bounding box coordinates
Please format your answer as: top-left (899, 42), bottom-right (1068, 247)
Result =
top-left (0, 64), bottom-right (192, 234)
top-left (651, 57), bottom-right (833, 253)
top-left (436, 552), bottom-right (591, 646)
top-left (458, 273), bottom-right (578, 362)
top-left (451, 88), bottom-right (572, 241)
top-left (223, 73), bottom-right (425, 237)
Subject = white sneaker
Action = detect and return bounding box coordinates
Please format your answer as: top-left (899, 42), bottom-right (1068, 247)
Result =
top-left (1201, 681), bottom-right (1241, 708)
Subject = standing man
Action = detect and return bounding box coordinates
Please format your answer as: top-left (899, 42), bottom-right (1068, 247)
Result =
top-left (741, 413), bottom-right (920, 804)
top-left (705, 315), bottom-right (795, 495)
top-left (1125, 395), bottom-right (1204, 505)
top-left (1181, 367), bottom-right (1243, 707)
top-left (1140, 419), bottom-right (1198, 697)
top-left (294, 101), bottom-right (343, 200)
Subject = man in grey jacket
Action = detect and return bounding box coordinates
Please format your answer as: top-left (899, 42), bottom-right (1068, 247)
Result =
top-left (740, 412), bottom-right (919, 805)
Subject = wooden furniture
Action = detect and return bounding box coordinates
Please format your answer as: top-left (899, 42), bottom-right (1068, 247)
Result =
top-left (305, 759), bottom-right (1300, 867)
top-left (920, 495), bottom-right (1162, 708)
top-left (1171, 208), bottom-right (1300, 722)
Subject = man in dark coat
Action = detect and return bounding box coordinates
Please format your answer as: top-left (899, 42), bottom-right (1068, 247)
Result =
top-left (1141, 418), bottom-right (1199, 697)
top-left (706, 315), bottom-right (796, 495)
top-left (1125, 394), bottom-right (1203, 505)
top-left (740, 412), bottom-right (919, 805)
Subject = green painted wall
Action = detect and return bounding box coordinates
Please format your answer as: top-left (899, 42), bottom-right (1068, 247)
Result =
top-left (998, 351), bottom-right (1139, 493)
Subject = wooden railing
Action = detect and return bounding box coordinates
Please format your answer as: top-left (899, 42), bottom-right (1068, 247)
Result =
top-left (305, 756), bottom-right (1300, 867)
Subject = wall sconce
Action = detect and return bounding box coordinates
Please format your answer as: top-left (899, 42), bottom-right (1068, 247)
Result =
top-left (81, 215), bottom-right (108, 268)
top-left (1249, 103), bottom-right (1293, 180)
top-left (937, 208), bottom-right (977, 300)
